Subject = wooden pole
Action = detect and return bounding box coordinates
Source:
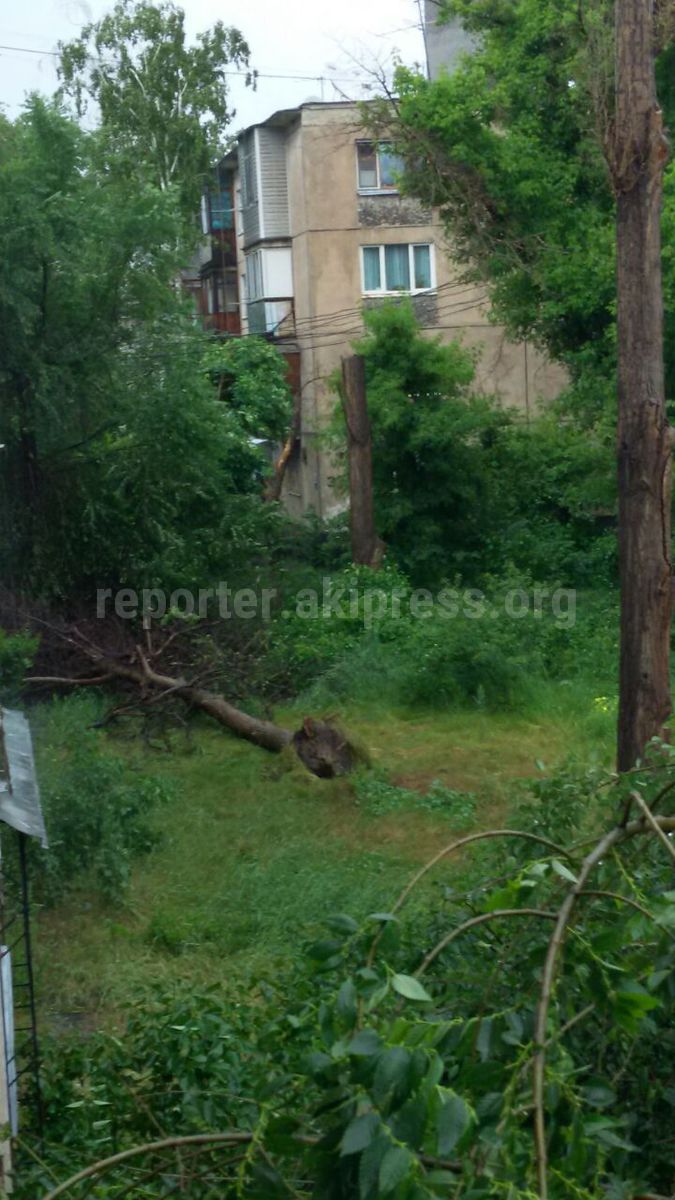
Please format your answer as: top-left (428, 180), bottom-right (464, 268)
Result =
top-left (0, 837), bottom-right (13, 1193)
top-left (613, 0), bottom-right (672, 770)
top-left (341, 355), bottom-right (382, 567)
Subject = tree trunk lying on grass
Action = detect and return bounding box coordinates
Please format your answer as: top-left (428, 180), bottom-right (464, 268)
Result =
top-left (27, 643), bottom-right (359, 779)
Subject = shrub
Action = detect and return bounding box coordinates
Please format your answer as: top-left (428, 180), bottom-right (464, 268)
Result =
top-left (28, 695), bottom-right (174, 904)
top-left (0, 628), bottom-right (38, 704)
top-left (274, 566), bottom-right (618, 714)
top-left (15, 760), bottom-right (675, 1200)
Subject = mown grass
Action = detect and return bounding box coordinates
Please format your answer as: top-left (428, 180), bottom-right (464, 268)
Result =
top-left (33, 683), bottom-right (615, 1028)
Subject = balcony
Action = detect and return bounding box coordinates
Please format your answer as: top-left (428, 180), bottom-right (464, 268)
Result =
top-left (247, 298), bottom-right (295, 339)
top-left (204, 310), bottom-right (242, 336)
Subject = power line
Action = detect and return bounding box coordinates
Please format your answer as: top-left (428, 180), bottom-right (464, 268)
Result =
top-left (0, 41), bottom-right (366, 86)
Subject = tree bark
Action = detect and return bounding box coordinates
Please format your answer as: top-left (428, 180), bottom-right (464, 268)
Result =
top-left (27, 651), bottom-right (359, 777)
top-left (264, 389), bottom-right (302, 503)
top-left (613, 0), bottom-right (672, 771)
top-left (341, 355), bottom-right (383, 567)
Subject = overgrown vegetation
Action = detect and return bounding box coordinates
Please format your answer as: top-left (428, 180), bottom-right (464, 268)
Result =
top-left (341, 302), bottom-right (615, 586)
top-left (17, 752), bottom-right (675, 1199)
top-left (27, 696), bottom-right (173, 904)
top-left (1, 0), bottom-right (673, 1197)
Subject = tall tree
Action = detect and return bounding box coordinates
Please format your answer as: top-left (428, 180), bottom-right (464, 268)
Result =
top-left (57, 0), bottom-right (252, 218)
top-left (383, 0), bottom-right (675, 418)
top-left (380, 0), bottom-right (674, 762)
top-left (611, 0), bottom-right (671, 769)
top-left (0, 102), bottom-right (288, 600)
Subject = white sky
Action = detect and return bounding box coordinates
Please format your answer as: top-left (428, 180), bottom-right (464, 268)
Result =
top-left (0, 0), bottom-right (427, 131)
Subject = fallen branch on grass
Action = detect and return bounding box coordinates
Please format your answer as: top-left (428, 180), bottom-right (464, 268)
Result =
top-left (26, 629), bottom-right (361, 778)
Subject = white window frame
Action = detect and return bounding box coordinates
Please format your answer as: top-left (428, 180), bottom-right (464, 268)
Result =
top-left (245, 250), bottom-right (264, 302)
top-left (360, 243), bottom-right (436, 295)
top-left (356, 140), bottom-right (404, 194)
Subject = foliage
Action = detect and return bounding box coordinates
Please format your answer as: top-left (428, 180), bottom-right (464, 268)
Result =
top-left (16, 759), bottom-right (675, 1199)
top-left (57, 0), bottom-right (252, 217)
top-left (354, 769), bottom-right (477, 827)
top-left (346, 301), bottom-right (503, 583)
top-left (29, 695), bottom-right (173, 904)
top-left (340, 301), bottom-right (615, 586)
top-left (267, 559), bottom-right (618, 714)
top-left (0, 101), bottom-right (288, 598)
top-left (0, 628), bottom-right (38, 704)
top-left (204, 335), bottom-right (292, 444)
top-left (382, 0), bottom-right (675, 410)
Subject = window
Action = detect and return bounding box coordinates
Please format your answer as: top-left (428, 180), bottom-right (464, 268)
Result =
top-left (210, 186), bottom-right (234, 231)
top-left (360, 244), bottom-right (434, 294)
top-left (245, 251), bottom-right (263, 301)
top-left (357, 141), bottom-right (404, 191)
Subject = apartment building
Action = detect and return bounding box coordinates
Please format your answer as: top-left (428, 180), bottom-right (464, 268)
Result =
top-left (423, 0), bottom-right (476, 79)
top-left (182, 152), bottom-right (241, 335)
top-left (187, 100), bottom-right (565, 517)
top-left (231, 100), bottom-right (566, 516)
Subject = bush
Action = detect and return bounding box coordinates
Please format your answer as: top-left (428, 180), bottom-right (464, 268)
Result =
top-left (270, 565), bottom-right (618, 714)
top-left (29, 695), bottom-right (174, 904)
top-left (15, 759), bottom-right (675, 1200)
top-left (333, 300), bottom-right (617, 590)
top-left (0, 627), bottom-right (38, 704)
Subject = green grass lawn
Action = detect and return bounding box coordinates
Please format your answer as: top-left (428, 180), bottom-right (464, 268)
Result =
top-left (33, 692), bottom-right (615, 1028)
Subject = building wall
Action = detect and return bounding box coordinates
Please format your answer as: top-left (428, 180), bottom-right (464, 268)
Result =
top-left (233, 102), bottom-right (567, 518)
top-left (423, 0), bottom-right (476, 79)
top-left (279, 103), bottom-right (565, 516)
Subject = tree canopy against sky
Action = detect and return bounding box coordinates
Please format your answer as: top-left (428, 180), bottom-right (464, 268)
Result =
top-left (57, 0), bottom-right (253, 218)
top-left (381, 0), bottom-right (675, 417)
top-left (0, 99), bottom-right (290, 600)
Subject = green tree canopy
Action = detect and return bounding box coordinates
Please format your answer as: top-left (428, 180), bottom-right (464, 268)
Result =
top-left (0, 101), bottom-right (286, 599)
top-left (380, 0), bottom-right (675, 416)
top-left (57, 0), bottom-right (252, 217)
top-left (347, 301), bottom-right (614, 586)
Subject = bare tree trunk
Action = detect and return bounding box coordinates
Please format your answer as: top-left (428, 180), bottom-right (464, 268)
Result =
top-left (265, 390), bottom-right (302, 503)
top-left (341, 355), bottom-right (383, 567)
top-left (613, 0), bottom-right (672, 771)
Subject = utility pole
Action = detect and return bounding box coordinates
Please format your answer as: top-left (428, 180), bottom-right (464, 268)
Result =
top-left (613, 0), bottom-right (672, 770)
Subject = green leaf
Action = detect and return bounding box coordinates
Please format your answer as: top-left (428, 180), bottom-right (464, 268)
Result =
top-left (476, 1017), bottom-right (492, 1061)
top-left (366, 980), bottom-right (390, 1012)
top-left (437, 1090), bottom-right (472, 1155)
top-left (551, 859), bottom-right (578, 883)
top-left (306, 938), bottom-right (343, 962)
top-left (347, 1029), bottom-right (383, 1057)
top-left (391, 1094), bottom-right (428, 1147)
top-left (359, 1134), bottom-right (389, 1199)
top-left (373, 1047), bottom-right (411, 1105)
top-left (427, 1170), bottom-right (461, 1190)
top-left (326, 913), bottom-right (359, 934)
top-left (378, 1144), bottom-right (414, 1194)
top-left (581, 1084), bottom-right (616, 1109)
top-left (391, 974), bottom-right (432, 1003)
top-left (337, 979), bottom-right (358, 1026)
top-left (341, 1112), bottom-right (381, 1156)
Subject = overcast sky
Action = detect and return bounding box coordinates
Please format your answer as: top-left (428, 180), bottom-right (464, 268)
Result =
top-left (0, 0), bottom-right (427, 130)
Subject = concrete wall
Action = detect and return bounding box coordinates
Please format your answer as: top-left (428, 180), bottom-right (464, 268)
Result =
top-left (423, 0), bottom-right (476, 78)
top-left (280, 103), bottom-right (565, 517)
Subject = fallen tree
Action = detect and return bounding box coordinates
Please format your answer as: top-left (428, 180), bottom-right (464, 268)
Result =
top-left (23, 620), bottom-right (361, 778)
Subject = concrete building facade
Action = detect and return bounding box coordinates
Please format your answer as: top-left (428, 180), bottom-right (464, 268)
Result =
top-left (226, 100), bottom-right (565, 517)
top-left (423, 0), bottom-right (476, 79)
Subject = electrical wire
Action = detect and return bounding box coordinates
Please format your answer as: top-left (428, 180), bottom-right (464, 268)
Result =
top-left (0, 41), bottom-right (367, 86)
